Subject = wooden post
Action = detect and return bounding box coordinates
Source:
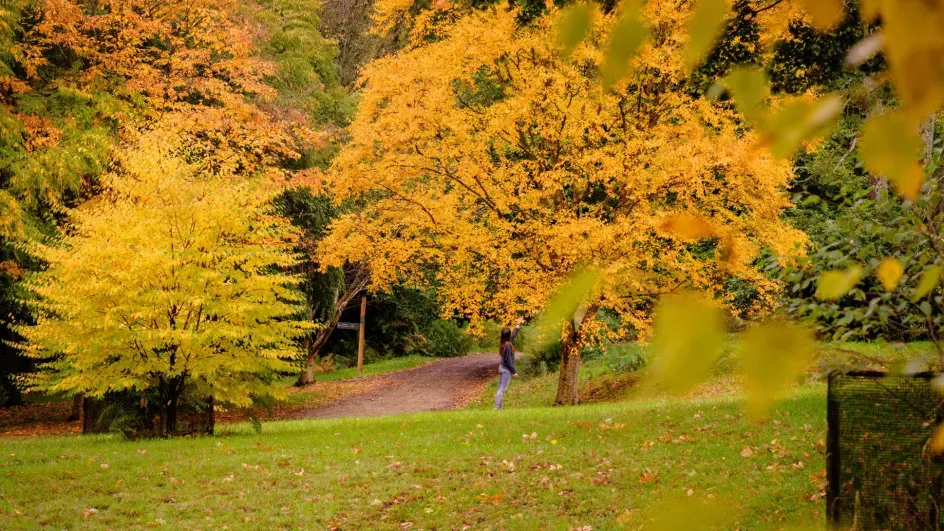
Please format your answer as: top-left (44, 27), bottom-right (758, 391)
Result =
top-left (357, 295), bottom-right (366, 374)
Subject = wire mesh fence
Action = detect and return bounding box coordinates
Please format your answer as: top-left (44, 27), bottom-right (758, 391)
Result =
top-left (827, 371), bottom-right (944, 529)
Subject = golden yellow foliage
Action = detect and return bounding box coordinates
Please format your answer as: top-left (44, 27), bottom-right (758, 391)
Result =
top-left (321, 4), bottom-right (806, 401)
top-left (17, 134), bottom-right (312, 407)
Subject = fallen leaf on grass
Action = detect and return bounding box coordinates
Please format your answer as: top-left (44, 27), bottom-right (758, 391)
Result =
top-left (638, 468), bottom-right (658, 484)
top-left (740, 446), bottom-right (754, 458)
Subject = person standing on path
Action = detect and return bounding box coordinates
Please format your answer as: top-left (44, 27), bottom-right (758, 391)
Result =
top-left (495, 317), bottom-right (523, 409)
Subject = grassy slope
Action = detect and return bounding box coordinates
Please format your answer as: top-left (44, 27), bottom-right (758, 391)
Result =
top-left (0, 389), bottom-right (826, 529)
top-left (5, 342), bottom-right (929, 528)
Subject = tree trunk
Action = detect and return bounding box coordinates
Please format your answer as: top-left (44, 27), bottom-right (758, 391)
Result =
top-left (554, 323), bottom-right (581, 405)
top-left (554, 304), bottom-right (600, 406)
top-left (297, 327), bottom-right (334, 386)
top-left (68, 393), bottom-right (84, 422)
top-left (204, 395), bottom-right (215, 436)
top-left (165, 391), bottom-right (179, 436)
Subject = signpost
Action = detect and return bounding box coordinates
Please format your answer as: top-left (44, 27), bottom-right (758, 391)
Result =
top-left (334, 296), bottom-right (367, 374)
top-left (357, 296), bottom-right (366, 374)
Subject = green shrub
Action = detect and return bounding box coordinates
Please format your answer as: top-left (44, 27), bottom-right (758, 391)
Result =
top-left (416, 320), bottom-right (473, 358)
top-left (515, 355), bottom-right (549, 377)
top-left (601, 343), bottom-right (647, 373)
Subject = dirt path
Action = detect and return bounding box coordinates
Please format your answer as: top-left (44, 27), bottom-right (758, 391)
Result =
top-left (297, 353), bottom-right (499, 419)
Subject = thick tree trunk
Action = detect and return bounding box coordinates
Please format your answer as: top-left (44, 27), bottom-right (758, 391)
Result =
top-left (204, 395), bottom-right (215, 436)
top-left (68, 393), bottom-right (84, 422)
top-left (554, 304), bottom-right (599, 406)
top-left (554, 325), bottom-right (581, 405)
top-left (165, 390), bottom-right (179, 436)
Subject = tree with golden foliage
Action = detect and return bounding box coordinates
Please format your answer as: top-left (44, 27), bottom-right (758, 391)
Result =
top-left (17, 134), bottom-right (312, 435)
top-left (320, 3), bottom-right (806, 404)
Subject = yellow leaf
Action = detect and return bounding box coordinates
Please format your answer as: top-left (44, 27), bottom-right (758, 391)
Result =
top-left (875, 258), bottom-right (904, 291)
top-left (650, 294), bottom-right (725, 395)
top-left (932, 425), bottom-right (944, 454)
top-left (815, 265), bottom-right (863, 300)
top-left (556, 3), bottom-right (594, 58)
top-left (659, 213), bottom-right (714, 240)
top-left (801, 0), bottom-right (843, 31)
top-left (684, 0), bottom-right (729, 70)
top-left (725, 67), bottom-right (769, 122)
top-left (859, 111), bottom-right (925, 201)
top-left (912, 266), bottom-right (941, 302)
top-left (600, 0), bottom-right (647, 89)
top-left (742, 321), bottom-right (816, 419)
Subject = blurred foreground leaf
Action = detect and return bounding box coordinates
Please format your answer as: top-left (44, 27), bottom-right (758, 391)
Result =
top-left (763, 95), bottom-right (843, 158)
top-left (684, 0), bottom-right (729, 71)
top-left (725, 67), bottom-right (769, 122)
top-left (815, 265), bottom-right (863, 301)
top-left (556, 3), bottom-right (593, 58)
top-left (933, 425), bottom-right (944, 454)
top-left (650, 294), bottom-right (725, 395)
top-left (659, 213), bottom-right (714, 241)
top-left (742, 321), bottom-right (816, 419)
top-left (876, 258), bottom-right (904, 291)
top-left (912, 266), bottom-right (941, 302)
top-left (649, 493), bottom-right (737, 530)
top-left (801, 0), bottom-right (843, 31)
top-left (530, 266), bottom-right (602, 348)
top-left (601, 0), bottom-right (647, 89)
top-left (859, 111), bottom-right (925, 200)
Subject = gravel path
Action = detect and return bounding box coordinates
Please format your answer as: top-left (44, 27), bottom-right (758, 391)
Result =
top-left (298, 353), bottom-right (501, 419)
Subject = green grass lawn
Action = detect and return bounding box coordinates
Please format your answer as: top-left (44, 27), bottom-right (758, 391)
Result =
top-left (0, 387), bottom-right (827, 529)
top-left (6, 342), bottom-right (927, 529)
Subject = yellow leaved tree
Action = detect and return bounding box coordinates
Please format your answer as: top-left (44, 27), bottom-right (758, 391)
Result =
top-left (320, 3), bottom-right (806, 404)
top-left (17, 134), bottom-right (312, 435)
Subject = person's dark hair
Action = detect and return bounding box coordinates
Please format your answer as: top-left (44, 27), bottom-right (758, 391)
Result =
top-left (499, 327), bottom-right (512, 356)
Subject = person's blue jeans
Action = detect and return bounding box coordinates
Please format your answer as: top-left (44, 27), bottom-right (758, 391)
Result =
top-left (495, 368), bottom-right (512, 409)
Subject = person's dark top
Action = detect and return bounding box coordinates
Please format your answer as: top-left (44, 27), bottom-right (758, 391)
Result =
top-left (500, 327), bottom-right (519, 374)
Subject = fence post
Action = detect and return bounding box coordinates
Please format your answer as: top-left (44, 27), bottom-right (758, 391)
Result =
top-left (826, 371), bottom-right (841, 527)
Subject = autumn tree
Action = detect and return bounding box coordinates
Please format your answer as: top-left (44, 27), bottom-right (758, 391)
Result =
top-left (1, 0), bottom-right (342, 405)
top-left (17, 135), bottom-right (312, 435)
top-left (319, 3), bottom-right (806, 404)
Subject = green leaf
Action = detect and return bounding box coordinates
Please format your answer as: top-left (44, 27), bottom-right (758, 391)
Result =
top-left (530, 266), bottom-right (602, 348)
top-left (742, 321), bottom-right (816, 419)
top-left (724, 67), bottom-right (769, 122)
top-left (684, 0), bottom-right (729, 71)
top-left (650, 294), bottom-right (725, 395)
top-left (556, 3), bottom-right (593, 58)
top-left (815, 265), bottom-right (863, 300)
top-left (764, 95), bottom-right (843, 158)
top-left (912, 266), bottom-right (941, 302)
top-left (600, 0), bottom-right (647, 89)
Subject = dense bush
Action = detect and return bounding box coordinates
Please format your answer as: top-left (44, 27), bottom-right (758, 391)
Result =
top-left (601, 343), bottom-right (648, 373)
top-left (421, 320), bottom-right (474, 358)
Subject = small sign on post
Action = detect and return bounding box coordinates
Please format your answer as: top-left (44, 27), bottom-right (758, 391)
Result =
top-left (336, 322), bottom-right (360, 331)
